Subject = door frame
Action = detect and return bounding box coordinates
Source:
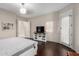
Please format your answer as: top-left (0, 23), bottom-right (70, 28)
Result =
top-left (16, 20), bottom-right (31, 38)
top-left (59, 10), bottom-right (73, 49)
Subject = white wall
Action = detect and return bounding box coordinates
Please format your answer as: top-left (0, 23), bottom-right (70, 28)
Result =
top-left (58, 3), bottom-right (79, 52)
top-left (73, 4), bottom-right (79, 52)
top-left (0, 9), bottom-right (27, 38)
top-left (58, 4), bottom-right (75, 48)
top-left (29, 12), bottom-right (59, 42)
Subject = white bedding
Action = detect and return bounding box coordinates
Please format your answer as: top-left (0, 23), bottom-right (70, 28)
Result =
top-left (0, 37), bottom-right (37, 56)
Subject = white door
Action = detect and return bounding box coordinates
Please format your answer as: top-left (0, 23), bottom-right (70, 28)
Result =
top-left (17, 20), bottom-right (30, 37)
top-left (60, 15), bottom-right (73, 48)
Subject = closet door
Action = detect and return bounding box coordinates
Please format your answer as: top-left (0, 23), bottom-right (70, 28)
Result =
top-left (17, 20), bottom-right (30, 37)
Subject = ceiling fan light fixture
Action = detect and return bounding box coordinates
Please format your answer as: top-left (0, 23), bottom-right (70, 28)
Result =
top-left (20, 7), bottom-right (26, 14)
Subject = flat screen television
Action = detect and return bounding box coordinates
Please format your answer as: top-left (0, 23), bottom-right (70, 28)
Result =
top-left (36, 26), bottom-right (45, 33)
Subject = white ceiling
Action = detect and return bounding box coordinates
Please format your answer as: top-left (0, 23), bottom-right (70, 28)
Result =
top-left (0, 3), bottom-right (69, 18)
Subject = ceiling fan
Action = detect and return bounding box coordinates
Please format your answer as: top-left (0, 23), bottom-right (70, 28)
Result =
top-left (20, 3), bottom-right (27, 14)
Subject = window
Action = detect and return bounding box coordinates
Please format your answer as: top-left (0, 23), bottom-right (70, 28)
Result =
top-left (45, 21), bottom-right (53, 33)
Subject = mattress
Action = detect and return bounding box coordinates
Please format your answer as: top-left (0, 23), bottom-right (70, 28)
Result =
top-left (0, 37), bottom-right (37, 56)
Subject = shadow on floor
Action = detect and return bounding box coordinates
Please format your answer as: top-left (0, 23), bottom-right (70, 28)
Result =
top-left (36, 41), bottom-right (75, 56)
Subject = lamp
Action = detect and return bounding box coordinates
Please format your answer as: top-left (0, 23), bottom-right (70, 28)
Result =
top-left (20, 3), bottom-right (27, 14)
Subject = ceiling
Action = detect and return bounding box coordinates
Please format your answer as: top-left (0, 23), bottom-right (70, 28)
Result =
top-left (0, 3), bottom-right (69, 18)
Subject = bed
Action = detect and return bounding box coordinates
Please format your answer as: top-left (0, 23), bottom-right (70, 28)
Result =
top-left (0, 37), bottom-right (38, 56)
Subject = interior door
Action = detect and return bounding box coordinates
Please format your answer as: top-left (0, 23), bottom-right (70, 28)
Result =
top-left (60, 15), bottom-right (73, 48)
top-left (17, 20), bottom-right (30, 37)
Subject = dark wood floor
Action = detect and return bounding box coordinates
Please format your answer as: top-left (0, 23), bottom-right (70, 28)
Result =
top-left (36, 41), bottom-right (75, 56)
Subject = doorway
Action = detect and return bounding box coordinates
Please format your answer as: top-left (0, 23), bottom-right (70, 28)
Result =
top-left (60, 11), bottom-right (73, 48)
top-left (17, 20), bottom-right (30, 37)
